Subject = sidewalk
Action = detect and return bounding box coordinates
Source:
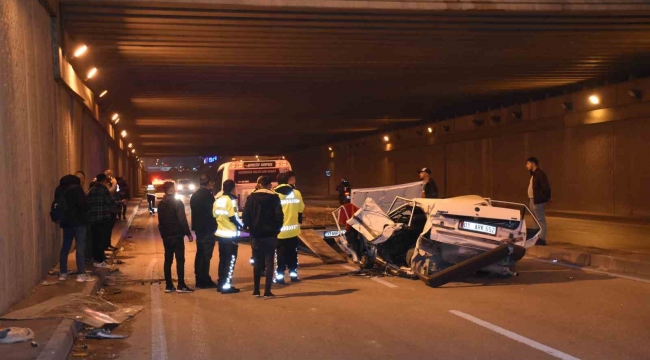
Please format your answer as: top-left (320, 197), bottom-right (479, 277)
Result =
top-left (526, 215), bottom-right (650, 279)
top-left (0, 199), bottom-right (141, 360)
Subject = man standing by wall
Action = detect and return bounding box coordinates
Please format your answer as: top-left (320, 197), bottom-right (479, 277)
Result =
top-left (87, 174), bottom-right (115, 269)
top-left (190, 175), bottom-right (218, 289)
top-left (526, 157), bottom-right (552, 246)
top-left (243, 176), bottom-right (284, 298)
top-left (274, 171), bottom-right (305, 284)
top-left (214, 180), bottom-right (243, 294)
top-left (419, 167), bottom-right (439, 199)
top-left (54, 175), bottom-right (94, 282)
top-left (158, 181), bottom-right (194, 293)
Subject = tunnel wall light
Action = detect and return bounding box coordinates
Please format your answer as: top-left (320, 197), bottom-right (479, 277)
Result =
top-left (589, 95), bottom-right (600, 105)
top-left (627, 89), bottom-right (643, 100)
top-left (383, 135), bottom-right (390, 142)
top-left (121, 130), bottom-right (127, 138)
top-left (328, 147), bottom-right (333, 151)
top-left (99, 90), bottom-right (108, 98)
top-left (112, 113), bottom-right (120, 121)
top-left (510, 111), bottom-right (522, 120)
top-left (73, 45), bottom-right (87, 58)
top-left (427, 127), bottom-right (433, 133)
top-left (128, 143), bottom-right (133, 148)
top-left (86, 67), bottom-right (97, 80)
top-left (131, 149), bottom-right (135, 153)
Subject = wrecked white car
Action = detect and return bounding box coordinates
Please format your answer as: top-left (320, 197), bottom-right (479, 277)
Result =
top-left (332, 195), bottom-right (541, 287)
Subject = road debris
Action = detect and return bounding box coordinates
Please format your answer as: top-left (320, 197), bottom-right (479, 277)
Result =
top-left (42, 280), bottom-right (59, 286)
top-left (0, 327), bottom-right (35, 344)
top-left (1, 294), bottom-right (143, 328)
top-left (86, 328), bottom-right (128, 339)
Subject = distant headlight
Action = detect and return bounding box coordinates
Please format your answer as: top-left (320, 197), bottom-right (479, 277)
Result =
top-left (189, 184), bottom-right (196, 190)
top-left (175, 194), bottom-right (182, 200)
top-left (177, 184), bottom-right (183, 190)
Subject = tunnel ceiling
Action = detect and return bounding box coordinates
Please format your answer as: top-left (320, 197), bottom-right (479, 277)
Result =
top-left (60, 1), bottom-right (650, 156)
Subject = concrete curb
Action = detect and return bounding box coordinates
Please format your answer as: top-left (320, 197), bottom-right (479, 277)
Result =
top-left (526, 245), bottom-right (650, 279)
top-left (109, 200), bottom-right (141, 264)
top-left (35, 200), bottom-right (141, 360)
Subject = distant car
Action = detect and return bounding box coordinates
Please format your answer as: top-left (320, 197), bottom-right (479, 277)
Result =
top-left (176, 179), bottom-right (196, 194)
top-left (154, 179), bottom-right (182, 200)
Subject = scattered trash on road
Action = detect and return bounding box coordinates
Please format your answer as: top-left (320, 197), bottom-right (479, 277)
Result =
top-left (86, 328), bottom-right (128, 339)
top-left (0, 327), bottom-right (35, 344)
top-left (42, 280), bottom-right (59, 286)
top-left (72, 352), bottom-right (89, 357)
top-left (30, 340), bottom-right (38, 347)
top-left (2, 294), bottom-right (143, 328)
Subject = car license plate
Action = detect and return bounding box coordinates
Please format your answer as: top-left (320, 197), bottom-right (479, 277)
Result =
top-left (461, 221), bottom-right (497, 235)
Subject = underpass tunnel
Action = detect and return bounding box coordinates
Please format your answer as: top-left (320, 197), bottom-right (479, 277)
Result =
top-left (2, 0), bottom-right (650, 313)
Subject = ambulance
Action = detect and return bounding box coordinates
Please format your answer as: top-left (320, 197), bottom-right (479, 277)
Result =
top-left (215, 157), bottom-right (292, 209)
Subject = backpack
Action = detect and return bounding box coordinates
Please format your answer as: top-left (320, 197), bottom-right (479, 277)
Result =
top-left (50, 187), bottom-right (69, 223)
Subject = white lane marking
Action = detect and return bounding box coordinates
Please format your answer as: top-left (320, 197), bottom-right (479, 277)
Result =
top-left (149, 259), bottom-right (168, 360)
top-left (531, 258), bottom-right (650, 284)
top-left (371, 277), bottom-right (398, 288)
top-left (449, 310), bottom-right (580, 360)
top-left (339, 265), bottom-right (398, 288)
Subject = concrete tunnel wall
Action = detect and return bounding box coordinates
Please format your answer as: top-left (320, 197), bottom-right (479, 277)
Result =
top-left (288, 77), bottom-right (650, 218)
top-left (0, 0), bottom-right (143, 314)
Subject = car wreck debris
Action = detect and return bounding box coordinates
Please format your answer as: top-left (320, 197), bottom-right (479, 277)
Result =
top-left (333, 194), bottom-right (541, 288)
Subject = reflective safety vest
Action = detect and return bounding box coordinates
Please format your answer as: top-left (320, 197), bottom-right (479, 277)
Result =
top-left (213, 194), bottom-right (242, 238)
top-left (274, 184), bottom-right (305, 239)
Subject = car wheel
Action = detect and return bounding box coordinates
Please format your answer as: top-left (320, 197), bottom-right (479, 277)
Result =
top-left (405, 247), bottom-right (416, 267)
top-left (359, 254), bottom-right (374, 270)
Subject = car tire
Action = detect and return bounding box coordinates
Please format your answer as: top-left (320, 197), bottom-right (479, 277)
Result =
top-left (359, 254), bottom-right (374, 270)
top-left (405, 247), bottom-right (416, 267)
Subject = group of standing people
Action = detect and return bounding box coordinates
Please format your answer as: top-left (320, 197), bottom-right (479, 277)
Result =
top-left (158, 171), bottom-right (304, 298)
top-left (52, 170), bottom-right (131, 282)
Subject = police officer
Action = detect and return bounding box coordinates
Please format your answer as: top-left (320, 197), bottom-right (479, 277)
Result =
top-left (274, 171), bottom-right (305, 284)
top-left (213, 180), bottom-right (242, 294)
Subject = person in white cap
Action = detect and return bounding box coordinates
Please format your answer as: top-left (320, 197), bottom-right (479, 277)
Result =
top-left (418, 168), bottom-right (439, 199)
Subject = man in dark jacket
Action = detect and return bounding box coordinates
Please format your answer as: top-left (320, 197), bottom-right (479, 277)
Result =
top-left (526, 157), bottom-right (552, 246)
top-left (158, 181), bottom-right (194, 293)
top-left (242, 176), bottom-right (284, 298)
top-left (419, 167), bottom-right (439, 199)
top-left (55, 175), bottom-right (94, 283)
top-left (190, 174), bottom-right (218, 289)
top-left (87, 174), bottom-right (116, 269)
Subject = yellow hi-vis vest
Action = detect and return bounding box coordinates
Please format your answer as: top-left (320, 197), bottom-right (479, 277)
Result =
top-left (274, 184), bottom-right (305, 239)
top-left (213, 194), bottom-right (241, 238)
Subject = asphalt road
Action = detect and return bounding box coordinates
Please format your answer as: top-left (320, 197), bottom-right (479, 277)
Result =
top-left (78, 197), bottom-right (650, 360)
